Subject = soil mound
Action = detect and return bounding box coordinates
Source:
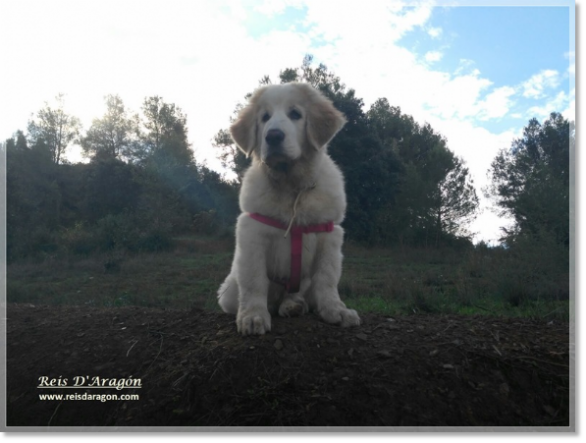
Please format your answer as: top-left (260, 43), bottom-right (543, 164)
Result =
top-left (6, 304), bottom-right (570, 428)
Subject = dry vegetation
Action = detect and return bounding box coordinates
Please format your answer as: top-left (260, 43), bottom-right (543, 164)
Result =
top-left (7, 235), bottom-right (570, 322)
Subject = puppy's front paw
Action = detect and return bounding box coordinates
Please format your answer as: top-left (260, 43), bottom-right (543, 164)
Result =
top-left (319, 305), bottom-right (361, 328)
top-left (237, 307), bottom-right (271, 336)
top-left (278, 297), bottom-right (308, 318)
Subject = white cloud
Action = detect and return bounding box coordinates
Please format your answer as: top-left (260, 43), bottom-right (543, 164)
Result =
top-left (424, 50), bottom-right (443, 63)
top-left (565, 51), bottom-right (575, 77)
top-left (478, 86), bottom-right (516, 120)
top-left (254, 0), bottom-right (297, 16)
top-left (568, 60), bottom-right (575, 76)
top-left (470, 209), bottom-right (515, 245)
top-left (521, 69), bottom-right (560, 99)
top-left (527, 90), bottom-right (571, 120)
top-left (562, 88), bottom-right (575, 122)
top-left (421, 70), bottom-right (493, 121)
top-left (303, 1), bottom-right (434, 44)
top-left (429, 119), bottom-right (518, 189)
top-left (427, 26), bottom-right (442, 38)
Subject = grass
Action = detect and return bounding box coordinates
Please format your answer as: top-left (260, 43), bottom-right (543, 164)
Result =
top-left (6, 235), bottom-right (570, 322)
top-left (6, 237), bottom-right (234, 311)
top-left (339, 241), bottom-right (570, 322)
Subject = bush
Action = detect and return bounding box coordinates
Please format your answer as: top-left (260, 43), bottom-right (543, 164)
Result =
top-left (138, 227), bottom-right (173, 252)
top-left (192, 209), bottom-right (218, 235)
top-left (9, 227), bottom-right (59, 261)
top-left (58, 222), bottom-right (96, 255)
top-left (495, 230), bottom-right (569, 304)
top-left (95, 213), bottom-right (140, 252)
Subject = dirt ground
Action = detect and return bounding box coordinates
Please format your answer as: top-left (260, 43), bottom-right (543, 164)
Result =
top-left (6, 303), bottom-right (571, 428)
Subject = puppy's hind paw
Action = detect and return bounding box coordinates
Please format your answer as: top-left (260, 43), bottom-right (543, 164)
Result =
top-left (278, 298), bottom-right (308, 318)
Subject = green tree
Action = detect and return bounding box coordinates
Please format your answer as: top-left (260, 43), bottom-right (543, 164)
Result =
top-left (430, 155), bottom-right (478, 244)
top-left (213, 128), bottom-right (250, 183)
top-left (139, 96), bottom-right (193, 165)
top-left (487, 112), bottom-right (571, 245)
top-left (84, 157), bottom-right (140, 223)
top-left (27, 94), bottom-right (81, 164)
top-left (5, 131), bottom-right (61, 259)
top-left (367, 100), bottom-right (478, 246)
top-left (81, 94), bottom-right (136, 160)
top-left (134, 96), bottom-right (201, 232)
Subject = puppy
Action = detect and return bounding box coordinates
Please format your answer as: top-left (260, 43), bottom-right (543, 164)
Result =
top-left (218, 82), bottom-right (361, 336)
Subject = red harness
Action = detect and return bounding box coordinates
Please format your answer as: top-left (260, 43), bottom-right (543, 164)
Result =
top-left (249, 212), bottom-right (334, 293)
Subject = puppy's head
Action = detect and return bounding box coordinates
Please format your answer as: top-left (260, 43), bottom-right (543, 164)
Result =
top-left (230, 83), bottom-right (346, 172)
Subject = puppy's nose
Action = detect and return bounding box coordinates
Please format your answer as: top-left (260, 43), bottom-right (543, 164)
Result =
top-left (265, 129), bottom-right (285, 147)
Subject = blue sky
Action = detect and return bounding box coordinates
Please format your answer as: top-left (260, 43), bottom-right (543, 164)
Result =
top-left (399, 6), bottom-right (572, 132)
top-left (0, 0), bottom-right (575, 243)
top-left (407, 6), bottom-right (570, 83)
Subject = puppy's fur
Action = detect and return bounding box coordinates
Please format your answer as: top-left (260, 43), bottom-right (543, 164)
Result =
top-left (218, 83), bottom-right (361, 336)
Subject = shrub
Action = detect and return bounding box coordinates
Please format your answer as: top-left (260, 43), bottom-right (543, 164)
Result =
top-left (192, 209), bottom-right (218, 235)
top-left (495, 229), bottom-right (569, 304)
top-left (95, 213), bottom-right (140, 252)
top-left (138, 227), bottom-right (173, 252)
top-left (58, 222), bottom-right (96, 255)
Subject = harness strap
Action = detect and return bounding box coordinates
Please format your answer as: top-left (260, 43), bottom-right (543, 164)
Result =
top-left (249, 212), bottom-right (334, 293)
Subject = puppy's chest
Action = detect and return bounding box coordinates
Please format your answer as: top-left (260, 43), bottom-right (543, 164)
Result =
top-left (265, 188), bottom-right (333, 226)
top-left (265, 231), bottom-right (319, 279)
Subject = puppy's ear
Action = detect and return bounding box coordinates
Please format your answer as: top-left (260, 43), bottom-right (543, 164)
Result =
top-left (306, 87), bottom-right (347, 150)
top-left (230, 97), bottom-right (259, 157)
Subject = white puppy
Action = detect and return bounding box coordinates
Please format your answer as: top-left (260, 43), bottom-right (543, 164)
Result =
top-left (217, 82), bottom-right (361, 336)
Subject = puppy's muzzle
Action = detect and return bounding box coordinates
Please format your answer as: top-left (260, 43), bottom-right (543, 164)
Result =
top-left (266, 129), bottom-right (285, 147)
top-left (263, 129), bottom-right (290, 171)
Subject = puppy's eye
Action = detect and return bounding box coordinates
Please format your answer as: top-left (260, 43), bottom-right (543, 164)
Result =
top-left (289, 109), bottom-right (302, 120)
top-left (261, 112), bottom-right (270, 122)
